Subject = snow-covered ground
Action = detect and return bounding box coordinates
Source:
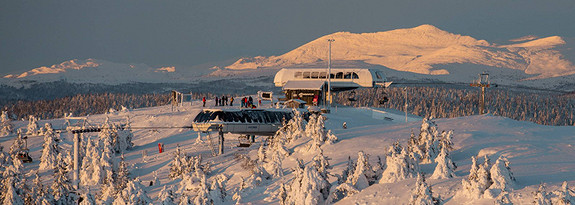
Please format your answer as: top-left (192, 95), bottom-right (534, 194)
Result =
top-left (2, 98), bottom-right (575, 204)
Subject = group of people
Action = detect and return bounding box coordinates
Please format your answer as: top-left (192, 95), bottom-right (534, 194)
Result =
top-left (240, 96), bottom-right (255, 108)
top-left (200, 95), bottom-right (261, 108)
top-left (202, 96), bottom-right (234, 107)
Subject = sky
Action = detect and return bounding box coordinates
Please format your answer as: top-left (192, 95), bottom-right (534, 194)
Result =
top-left (1, 0), bottom-right (574, 75)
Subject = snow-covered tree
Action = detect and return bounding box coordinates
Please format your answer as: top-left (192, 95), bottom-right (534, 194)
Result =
top-left (494, 190), bottom-right (512, 205)
top-left (418, 118), bottom-right (441, 164)
top-left (347, 151), bottom-right (376, 190)
top-left (327, 183), bottom-right (360, 203)
top-left (533, 183), bottom-right (551, 205)
top-left (277, 183), bottom-right (288, 205)
top-left (25, 115), bottom-right (39, 135)
top-left (460, 155), bottom-right (493, 199)
top-left (39, 124), bottom-right (61, 170)
top-left (99, 181), bottom-right (117, 205)
top-left (409, 173), bottom-right (440, 205)
top-left (430, 145), bottom-right (456, 179)
top-left (79, 188), bottom-right (97, 205)
top-left (209, 175), bottom-right (227, 203)
top-left (115, 178), bottom-right (153, 205)
top-left (51, 153), bottom-right (76, 205)
top-left (0, 111), bottom-right (14, 136)
top-left (169, 145), bottom-right (185, 179)
top-left (9, 129), bottom-right (27, 157)
top-left (489, 156), bottom-right (515, 191)
top-left (554, 181), bottom-right (573, 205)
top-left (286, 164), bottom-right (330, 205)
top-left (31, 171), bottom-right (55, 204)
top-left (2, 177), bottom-right (25, 205)
top-left (158, 185), bottom-right (176, 205)
top-left (269, 150), bottom-right (284, 178)
top-left (80, 138), bottom-right (98, 186)
top-left (115, 117), bottom-right (134, 152)
top-left (337, 156), bottom-right (354, 185)
top-left (115, 154), bottom-right (130, 191)
top-left (380, 146), bottom-right (417, 183)
top-left (258, 143), bottom-right (266, 163)
top-left (325, 130), bottom-right (338, 144)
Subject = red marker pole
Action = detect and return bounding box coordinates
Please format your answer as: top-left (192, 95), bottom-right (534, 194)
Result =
top-left (158, 143), bottom-right (163, 153)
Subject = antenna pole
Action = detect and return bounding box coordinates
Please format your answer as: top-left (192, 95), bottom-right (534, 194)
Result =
top-left (327, 39), bottom-right (335, 109)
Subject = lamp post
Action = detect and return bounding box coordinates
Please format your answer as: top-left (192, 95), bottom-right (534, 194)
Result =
top-left (327, 39), bottom-right (334, 108)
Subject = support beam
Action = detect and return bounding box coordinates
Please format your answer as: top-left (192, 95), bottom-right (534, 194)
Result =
top-left (73, 132), bottom-right (80, 189)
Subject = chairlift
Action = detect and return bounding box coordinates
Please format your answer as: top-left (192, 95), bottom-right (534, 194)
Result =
top-left (347, 91), bottom-right (357, 102)
top-left (17, 149), bottom-right (33, 163)
top-left (237, 135), bottom-right (253, 147)
top-left (379, 90), bottom-right (389, 105)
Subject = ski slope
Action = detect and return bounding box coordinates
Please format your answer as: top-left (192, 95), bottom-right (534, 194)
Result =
top-left (2, 97), bottom-right (575, 204)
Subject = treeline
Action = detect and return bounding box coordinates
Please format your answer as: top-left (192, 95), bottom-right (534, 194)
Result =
top-left (336, 87), bottom-right (575, 126)
top-left (1, 93), bottom-right (171, 120)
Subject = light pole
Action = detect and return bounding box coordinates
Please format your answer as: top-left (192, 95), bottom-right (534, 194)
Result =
top-left (327, 39), bottom-right (334, 109)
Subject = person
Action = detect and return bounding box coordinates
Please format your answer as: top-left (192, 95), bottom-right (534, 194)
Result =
top-left (230, 97), bottom-right (234, 106)
top-left (241, 97), bottom-right (245, 107)
top-left (202, 97), bottom-right (206, 107)
top-left (215, 96), bottom-right (219, 106)
top-left (248, 96), bottom-right (253, 107)
top-left (343, 122), bottom-right (347, 129)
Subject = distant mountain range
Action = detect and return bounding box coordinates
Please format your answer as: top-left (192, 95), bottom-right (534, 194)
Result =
top-left (3, 25), bottom-right (575, 91)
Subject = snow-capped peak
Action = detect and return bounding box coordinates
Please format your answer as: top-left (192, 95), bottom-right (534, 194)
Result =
top-left (4, 59), bottom-right (101, 78)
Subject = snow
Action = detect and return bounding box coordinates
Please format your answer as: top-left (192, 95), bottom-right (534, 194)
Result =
top-left (1, 98), bottom-right (575, 204)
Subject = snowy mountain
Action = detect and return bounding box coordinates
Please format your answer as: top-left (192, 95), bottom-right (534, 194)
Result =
top-left (220, 25), bottom-right (575, 90)
top-left (2, 99), bottom-right (575, 204)
top-left (1, 59), bottom-right (204, 86)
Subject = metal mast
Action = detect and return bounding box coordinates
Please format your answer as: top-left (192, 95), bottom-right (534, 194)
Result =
top-left (470, 72), bottom-right (490, 114)
top-left (327, 39), bottom-right (335, 108)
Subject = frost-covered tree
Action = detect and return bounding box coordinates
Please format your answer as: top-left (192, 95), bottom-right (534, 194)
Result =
top-left (25, 115), bottom-right (39, 135)
top-left (533, 183), bottom-right (551, 205)
top-left (2, 177), bottom-right (25, 205)
top-left (430, 145), bottom-right (456, 179)
top-left (282, 109), bottom-right (306, 143)
top-left (80, 138), bottom-right (98, 186)
top-left (494, 190), bottom-right (512, 205)
top-left (169, 145), bottom-right (185, 179)
top-left (277, 183), bottom-right (288, 205)
top-left (489, 156), bottom-right (515, 191)
top-left (407, 131), bottom-right (424, 163)
top-left (115, 154), bottom-right (130, 191)
top-left (99, 181), bottom-right (117, 205)
top-left (327, 183), bottom-right (360, 204)
top-left (79, 188), bottom-right (97, 205)
top-left (115, 178), bottom-right (153, 205)
top-left (554, 181), bottom-right (573, 205)
top-left (158, 185), bottom-right (176, 205)
top-left (31, 171), bottom-right (55, 204)
top-left (269, 150), bottom-right (284, 178)
top-left (347, 151), bottom-right (376, 190)
top-left (95, 125), bottom-right (116, 185)
top-left (0, 111), bottom-right (14, 136)
top-left (51, 153), bottom-right (75, 205)
top-left (409, 173), bottom-right (439, 205)
top-left (286, 164), bottom-right (330, 205)
top-left (39, 124), bottom-right (61, 170)
top-left (115, 117), bottom-right (134, 152)
top-left (258, 143), bottom-right (266, 163)
top-left (338, 156), bottom-right (354, 185)
top-left (9, 129), bottom-right (27, 157)
top-left (209, 175), bottom-right (227, 203)
top-left (460, 155), bottom-right (493, 199)
top-left (325, 130), bottom-right (338, 145)
top-left (418, 118), bottom-right (441, 164)
top-left (380, 146), bottom-right (417, 183)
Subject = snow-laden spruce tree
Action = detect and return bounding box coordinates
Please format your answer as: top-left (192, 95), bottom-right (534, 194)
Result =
top-left (439, 130), bottom-right (454, 151)
top-left (553, 181), bottom-right (573, 205)
top-left (169, 145), bottom-right (185, 179)
top-left (80, 138), bottom-right (98, 186)
top-left (2, 177), bottom-right (25, 205)
top-left (115, 117), bottom-right (134, 153)
top-left (283, 109), bottom-right (306, 143)
top-left (418, 118), bottom-right (441, 164)
top-left (115, 154), bottom-right (130, 191)
top-left (488, 156), bottom-right (515, 191)
top-left (380, 145), bottom-right (417, 183)
top-left (409, 173), bottom-right (440, 205)
top-left (31, 171), bottom-right (55, 204)
top-left (25, 115), bottom-right (39, 135)
top-left (51, 153), bottom-right (76, 205)
top-left (347, 151), bottom-right (376, 190)
top-left (460, 155), bottom-right (493, 199)
top-left (114, 178), bottom-right (153, 205)
top-left (9, 129), bottom-right (27, 157)
top-left (158, 185), bottom-right (176, 205)
top-left (39, 124), bottom-right (61, 170)
top-left (494, 190), bottom-right (512, 205)
top-left (94, 124), bottom-right (116, 185)
top-left (533, 183), bottom-right (551, 205)
top-left (98, 181), bottom-right (117, 205)
top-left (407, 131), bottom-right (424, 163)
top-left (0, 111), bottom-right (14, 136)
top-left (312, 148), bottom-right (332, 180)
top-left (286, 164), bottom-right (331, 205)
top-left (430, 145), bottom-right (456, 179)
top-left (209, 174), bottom-right (227, 203)
top-left (338, 156), bottom-right (355, 185)
top-left (269, 150), bottom-right (284, 178)
top-left (325, 129), bottom-right (338, 145)
top-left (258, 143), bottom-right (266, 163)
top-left (79, 188), bottom-right (97, 205)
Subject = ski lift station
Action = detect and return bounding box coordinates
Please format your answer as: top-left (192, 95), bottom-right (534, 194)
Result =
top-left (273, 68), bottom-right (391, 105)
top-left (192, 109), bottom-right (293, 136)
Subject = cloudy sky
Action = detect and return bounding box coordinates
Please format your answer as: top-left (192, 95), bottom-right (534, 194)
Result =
top-left (1, 0), bottom-right (574, 75)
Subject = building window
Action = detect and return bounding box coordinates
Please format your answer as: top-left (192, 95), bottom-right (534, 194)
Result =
top-left (336, 72), bottom-right (344, 79)
top-left (311, 72), bottom-right (319, 79)
top-left (352, 72), bottom-right (359, 79)
top-left (294, 72), bottom-right (302, 78)
top-left (303, 72), bottom-right (311, 79)
top-left (319, 72), bottom-right (327, 79)
top-left (344, 72), bottom-right (352, 79)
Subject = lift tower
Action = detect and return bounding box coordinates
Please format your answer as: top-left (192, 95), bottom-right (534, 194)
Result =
top-left (470, 72), bottom-right (490, 115)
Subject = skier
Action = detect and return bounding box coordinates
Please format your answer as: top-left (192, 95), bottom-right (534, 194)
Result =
top-left (202, 97), bottom-right (206, 107)
top-left (230, 97), bottom-right (234, 106)
top-left (343, 122), bottom-right (347, 129)
top-left (215, 97), bottom-right (219, 106)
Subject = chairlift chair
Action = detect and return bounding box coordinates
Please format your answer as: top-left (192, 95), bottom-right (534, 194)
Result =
top-left (17, 149), bottom-right (33, 163)
top-left (237, 135), bottom-right (253, 147)
top-left (347, 91), bottom-right (357, 102)
top-left (378, 90), bottom-right (389, 105)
